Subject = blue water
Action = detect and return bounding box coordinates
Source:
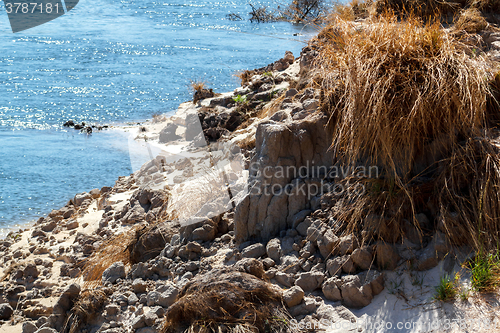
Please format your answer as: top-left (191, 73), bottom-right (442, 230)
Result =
top-left (0, 0), bottom-right (313, 230)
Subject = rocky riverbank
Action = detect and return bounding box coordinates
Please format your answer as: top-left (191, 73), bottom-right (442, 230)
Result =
top-left (2, 17), bottom-right (500, 333)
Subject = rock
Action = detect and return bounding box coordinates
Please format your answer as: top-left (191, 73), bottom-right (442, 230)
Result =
top-left (41, 220), bottom-right (57, 232)
top-left (241, 243), bottom-right (266, 258)
top-left (266, 239), bottom-right (282, 262)
top-left (234, 258), bottom-right (265, 279)
top-left (60, 207), bottom-right (75, 219)
top-left (375, 242), bottom-right (400, 270)
top-left (74, 192), bottom-right (92, 206)
top-left (295, 271), bottom-right (324, 292)
top-left (415, 232), bottom-right (449, 271)
top-left (233, 112), bottom-right (334, 242)
top-left (136, 328), bottom-right (156, 333)
top-left (63, 120), bottom-right (75, 127)
top-left (283, 286), bottom-right (304, 307)
top-left (144, 310), bottom-right (158, 326)
top-left (0, 303), bottom-right (13, 320)
top-left (34, 328), bottom-right (58, 333)
top-left (146, 285), bottom-right (179, 308)
top-left (351, 247), bottom-right (373, 270)
top-left (296, 218), bottom-right (312, 237)
top-left (159, 123), bottom-right (181, 143)
top-left (303, 99), bottom-right (319, 111)
top-left (90, 188), bottom-right (101, 199)
top-left (132, 314), bottom-right (146, 329)
top-left (358, 270), bottom-right (385, 296)
top-left (159, 285), bottom-right (179, 308)
top-left (300, 241), bottom-right (315, 259)
top-left (24, 263), bottom-right (39, 278)
top-left (192, 224), bottom-right (216, 242)
top-left (285, 88), bottom-right (298, 98)
top-left (53, 283), bottom-right (81, 316)
top-left (328, 255), bottom-right (355, 274)
top-left (128, 293), bottom-right (139, 305)
top-left (130, 223), bottom-right (172, 263)
top-left (322, 277), bottom-right (342, 301)
top-left (262, 258), bottom-right (275, 269)
top-left (275, 272), bottom-right (294, 287)
top-left (66, 221), bottom-right (79, 230)
top-left (133, 279), bottom-right (148, 293)
top-left (338, 235), bottom-right (359, 255)
top-left (326, 258), bottom-right (342, 277)
top-left (317, 229), bottom-right (338, 258)
top-left (288, 297), bottom-right (319, 317)
top-left (102, 262), bottom-right (126, 284)
top-left (193, 88), bottom-right (215, 102)
top-left (106, 304), bottom-right (120, 316)
top-left (283, 50), bottom-right (294, 64)
top-left (185, 113), bottom-right (203, 141)
top-left (339, 275), bottom-right (373, 308)
top-left (32, 229), bottom-right (47, 238)
top-left (22, 322), bottom-right (38, 333)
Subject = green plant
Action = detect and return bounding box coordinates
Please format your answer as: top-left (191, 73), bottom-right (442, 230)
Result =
top-left (232, 94), bottom-right (248, 105)
top-left (434, 274), bottom-right (457, 301)
top-left (470, 251), bottom-right (500, 292)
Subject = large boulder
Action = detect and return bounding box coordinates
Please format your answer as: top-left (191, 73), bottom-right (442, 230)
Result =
top-left (234, 112), bottom-right (334, 242)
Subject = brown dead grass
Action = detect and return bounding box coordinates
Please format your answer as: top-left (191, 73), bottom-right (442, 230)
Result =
top-left (190, 80), bottom-right (206, 92)
top-left (316, 14), bottom-right (491, 180)
top-left (80, 228), bottom-right (137, 288)
top-left (235, 70), bottom-right (254, 86)
top-left (312, 12), bottom-right (500, 250)
top-left (159, 270), bottom-right (291, 333)
top-left (65, 288), bottom-right (108, 333)
top-left (374, 0), bottom-right (468, 18)
top-left (436, 136), bottom-right (500, 248)
top-left (454, 7), bottom-right (488, 33)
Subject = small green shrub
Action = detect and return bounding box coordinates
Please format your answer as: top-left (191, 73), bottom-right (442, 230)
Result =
top-left (434, 274), bottom-right (457, 301)
top-left (470, 251), bottom-right (500, 292)
top-left (232, 94), bottom-right (248, 105)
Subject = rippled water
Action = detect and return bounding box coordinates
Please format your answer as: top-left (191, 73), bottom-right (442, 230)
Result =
top-left (0, 0), bottom-right (314, 230)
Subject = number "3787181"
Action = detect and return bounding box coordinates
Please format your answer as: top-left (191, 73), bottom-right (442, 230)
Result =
top-left (5, 2), bottom-right (61, 14)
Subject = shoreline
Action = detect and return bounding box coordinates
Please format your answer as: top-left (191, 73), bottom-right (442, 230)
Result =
top-left (0, 43), bottom-right (499, 333)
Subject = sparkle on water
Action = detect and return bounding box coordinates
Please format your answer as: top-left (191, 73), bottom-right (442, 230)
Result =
top-left (0, 0), bottom-right (315, 235)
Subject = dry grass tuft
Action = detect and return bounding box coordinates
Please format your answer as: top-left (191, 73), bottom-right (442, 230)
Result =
top-left (454, 7), bottom-right (488, 33)
top-left (333, 0), bottom-right (373, 21)
top-left (235, 70), bottom-right (253, 86)
top-left (80, 229), bottom-right (136, 288)
top-left (374, 0), bottom-right (467, 18)
top-left (159, 270), bottom-right (291, 333)
top-left (190, 80), bottom-right (206, 93)
top-left (311, 12), bottom-right (500, 250)
top-left (316, 14), bottom-right (492, 180)
top-left (65, 288), bottom-right (108, 333)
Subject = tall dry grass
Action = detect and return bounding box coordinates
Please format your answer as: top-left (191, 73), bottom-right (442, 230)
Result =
top-left (316, 14), bottom-right (491, 180)
top-left (80, 229), bottom-right (136, 288)
top-left (311, 12), bottom-right (500, 250)
top-left (436, 137), bottom-right (500, 249)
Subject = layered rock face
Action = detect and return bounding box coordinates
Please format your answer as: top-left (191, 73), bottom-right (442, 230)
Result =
top-left (234, 111), bottom-right (334, 242)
